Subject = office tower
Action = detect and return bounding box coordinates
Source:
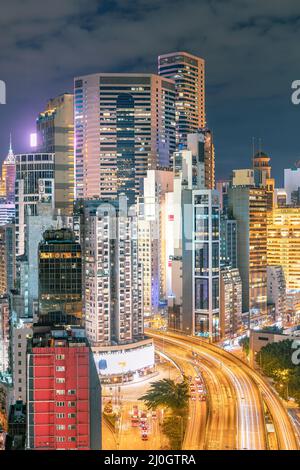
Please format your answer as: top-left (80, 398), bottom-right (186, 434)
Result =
top-left (158, 51), bottom-right (206, 148)
top-left (182, 190), bottom-right (220, 340)
top-left (228, 186), bottom-right (268, 324)
top-left (138, 169), bottom-right (174, 316)
top-left (231, 169), bottom-right (254, 187)
top-left (0, 225), bottom-right (15, 294)
top-left (0, 136), bottom-right (16, 203)
top-left (27, 324), bottom-right (101, 450)
top-left (83, 199), bottom-right (144, 346)
top-left (36, 94), bottom-right (74, 215)
top-left (0, 203), bottom-right (15, 226)
top-left (187, 129), bottom-right (215, 189)
top-left (38, 228), bottom-right (82, 326)
top-left (0, 296), bottom-right (9, 373)
top-left (216, 180), bottom-right (230, 213)
top-left (220, 268), bottom-right (242, 339)
top-left (253, 151), bottom-right (274, 209)
top-left (74, 73), bottom-right (176, 200)
top-left (220, 215), bottom-right (237, 269)
top-left (284, 167), bottom-right (300, 204)
top-left (12, 203), bottom-right (70, 320)
top-left (15, 153), bottom-right (55, 256)
top-left (267, 206), bottom-right (300, 290)
top-left (267, 266), bottom-right (287, 323)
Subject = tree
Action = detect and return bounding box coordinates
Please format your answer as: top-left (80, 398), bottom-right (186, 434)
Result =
top-left (239, 336), bottom-right (249, 356)
top-left (139, 378), bottom-right (189, 416)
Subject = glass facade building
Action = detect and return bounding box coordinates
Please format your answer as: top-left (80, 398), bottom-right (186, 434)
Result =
top-left (74, 73), bottom-right (176, 201)
top-left (38, 228), bottom-right (83, 326)
top-left (158, 52), bottom-right (206, 149)
top-left (182, 189), bottom-right (220, 340)
top-left (15, 153), bottom-right (55, 256)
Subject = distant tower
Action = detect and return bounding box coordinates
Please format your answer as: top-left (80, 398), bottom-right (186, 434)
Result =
top-left (253, 150), bottom-right (275, 209)
top-left (0, 134), bottom-right (16, 202)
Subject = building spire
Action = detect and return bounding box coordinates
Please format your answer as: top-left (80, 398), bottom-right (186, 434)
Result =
top-left (5, 133), bottom-right (15, 164)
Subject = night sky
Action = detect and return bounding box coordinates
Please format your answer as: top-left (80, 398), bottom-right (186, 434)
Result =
top-left (1, 0), bottom-right (300, 185)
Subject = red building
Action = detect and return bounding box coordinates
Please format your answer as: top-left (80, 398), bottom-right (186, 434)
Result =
top-left (27, 326), bottom-right (101, 450)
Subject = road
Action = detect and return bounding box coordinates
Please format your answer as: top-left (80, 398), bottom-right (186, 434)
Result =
top-left (148, 330), bottom-right (299, 450)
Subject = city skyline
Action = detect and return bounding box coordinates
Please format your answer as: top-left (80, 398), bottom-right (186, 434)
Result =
top-left (1, 1), bottom-right (300, 184)
top-left (1, 0), bottom-right (300, 453)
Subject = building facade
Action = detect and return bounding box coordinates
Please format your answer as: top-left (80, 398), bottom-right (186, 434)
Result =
top-left (27, 325), bottom-right (101, 450)
top-left (158, 51), bottom-right (206, 148)
top-left (37, 94), bottom-right (75, 215)
top-left (15, 153), bottom-right (55, 256)
top-left (220, 267), bottom-right (242, 339)
top-left (182, 189), bottom-right (220, 340)
top-left (74, 73), bottom-right (175, 200)
top-left (267, 207), bottom-right (300, 291)
top-left (38, 228), bottom-right (83, 326)
top-left (228, 186), bottom-right (268, 325)
top-left (267, 266), bottom-right (287, 323)
top-left (83, 200), bottom-right (144, 346)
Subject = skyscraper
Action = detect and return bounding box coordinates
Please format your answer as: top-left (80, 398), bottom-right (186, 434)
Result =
top-left (74, 73), bottom-right (176, 200)
top-left (182, 189), bottom-right (220, 340)
top-left (0, 135), bottom-right (16, 203)
top-left (267, 207), bottom-right (300, 291)
top-left (38, 228), bottom-right (83, 326)
top-left (220, 267), bottom-right (242, 340)
top-left (253, 151), bottom-right (274, 209)
top-left (187, 129), bottom-right (215, 189)
top-left (36, 94), bottom-right (75, 215)
top-left (158, 51), bottom-right (206, 148)
top-left (83, 199), bottom-right (144, 346)
top-left (228, 186), bottom-right (268, 325)
top-left (138, 169), bottom-right (174, 316)
top-left (15, 153), bottom-right (55, 256)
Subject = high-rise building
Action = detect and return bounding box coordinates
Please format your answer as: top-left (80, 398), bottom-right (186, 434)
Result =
top-left (220, 215), bottom-right (237, 269)
top-left (182, 189), bottom-right (220, 340)
top-left (0, 203), bottom-right (15, 226)
top-left (27, 324), bottom-right (101, 450)
top-left (15, 153), bottom-right (55, 256)
top-left (0, 225), bottom-right (15, 295)
top-left (220, 267), bottom-right (242, 340)
top-left (0, 296), bottom-right (9, 373)
top-left (187, 129), bottom-right (215, 189)
top-left (38, 228), bottom-right (83, 326)
top-left (0, 136), bottom-right (16, 203)
top-left (138, 169), bottom-right (174, 316)
top-left (267, 207), bottom-right (300, 291)
top-left (36, 94), bottom-right (75, 215)
top-left (267, 266), bottom-right (287, 323)
top-left (216, 180), bottom-right (230, 213)
top-left (12, 203), bottom-right (71, 320)
top-left (284, 167), bottom-right (300, 204)
top-left (253, 151), bottom-right (274, 209)
top-left (74, 73), bottom-right (176, 200)
top-left (83, 199), bottom-right (144, 346)
top-left (228, 186), bottom-right (268, 325)
top-left (158, 52), bottom-right (206, 148)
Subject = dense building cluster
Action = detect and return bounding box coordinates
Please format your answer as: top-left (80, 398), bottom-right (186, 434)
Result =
top-left (0, 50), bottom-right (299, 450)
